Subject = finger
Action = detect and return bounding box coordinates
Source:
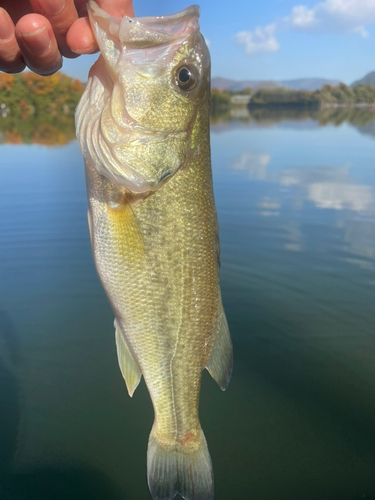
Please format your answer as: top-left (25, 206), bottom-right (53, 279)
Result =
top-left (74, 0), bottom-right (87, 17)
top-left (0, 8), bottom-right (26, 73)
top-left (66, 16), bottom-right (97, 54)
top-left (0, 0), bottom-right (33, 24)
top-left (29, 0), bottom-right (79, 58)
top-left (15, 14), bottom-right (62, 76)
top-left (95, 0), bottom-right (134, 17)
top-left (66, 0), bottom-right (135, 55)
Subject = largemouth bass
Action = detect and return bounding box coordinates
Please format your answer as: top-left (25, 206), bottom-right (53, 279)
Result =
top-left (75, 3), bottom-right (232, 499)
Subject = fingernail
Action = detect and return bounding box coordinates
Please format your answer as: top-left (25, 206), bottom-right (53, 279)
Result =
top-left (34, 0), bottom-right (66, 16)
top-left (71, 34), bottom-right (97, 55)
top-left (0, 9), bottom-right (14, 41)
top-left (22, 26), bottom-right (51, 56)
top-left (73, 44), bottom-right (97, 55)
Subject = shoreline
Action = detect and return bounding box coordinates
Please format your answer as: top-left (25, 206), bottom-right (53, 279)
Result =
top-left (246, 102), bottom-right (375, 109)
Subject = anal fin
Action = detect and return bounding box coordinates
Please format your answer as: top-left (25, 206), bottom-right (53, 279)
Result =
top-left (114, 319), bottom-right (142, 397)
top-left (206, 297), bottom-right (233, 391)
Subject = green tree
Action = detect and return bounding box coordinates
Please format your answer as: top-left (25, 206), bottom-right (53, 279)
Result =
top-left (210, 88), bottom-right (232, 112)
top-left (352, 84), bottom-right (375, 104)
top-left (0, 72), bottom-right (85, 145)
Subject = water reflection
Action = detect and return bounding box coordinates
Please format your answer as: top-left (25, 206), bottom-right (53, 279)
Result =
top-left (309, 182), bottom-right (372, 211)
top-left (0, 115), bottom-right (76, 146)
top-left (3, 107), bottom-right (375, 499)
top-left (281, 221), bottom-right (304, 252)
top-left (231, 150), bottom-right (270, 180)
top-left (214, 107), bottom-right (375, 290)
top-left (277, 165), bottom-right (374, 212)
top-left (211, 105), bottom-right (375, 137)
top-left (0, 309), bottom-right (19, 474)
top-left (2, 104), bottom-right (375, 146)
top-left (256, 197), bottom-right (280, 217)
top-left (0, 72), bottom-right (82, 146)
top-left (250, 106), bottom-right (375, 127)
top-left (230, 153), bottom-right (375, 215)
top-left (0, 466), bottom-right (122, 500)
top-left (338, 219), bottom-right (375, 270)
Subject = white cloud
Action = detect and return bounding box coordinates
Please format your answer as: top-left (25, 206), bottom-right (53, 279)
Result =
top-left (290, 5), bottom-right (317, 28)
top-left (322, 0), bottom-right (375, 28)
top-left (286, 0), bottom-right (375, 36)
top-left (234, 23), bottom-right (279, 56)
top-left (235, 0), bottom-right (375, 56)
top-left (353, 26), bottom-right (370, 38)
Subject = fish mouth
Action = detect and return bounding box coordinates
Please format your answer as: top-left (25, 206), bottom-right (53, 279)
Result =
top-left (76, 4), bottom-right (205, 194)
top-left (88, 1), bottom-right (200, 49)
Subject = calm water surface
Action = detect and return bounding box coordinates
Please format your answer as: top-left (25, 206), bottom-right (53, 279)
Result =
top-left (1, 110), bottom-right (375, 499)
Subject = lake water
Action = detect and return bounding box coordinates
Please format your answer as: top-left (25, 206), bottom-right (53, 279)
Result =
top-left (1, 109), bottom-right (375, 500)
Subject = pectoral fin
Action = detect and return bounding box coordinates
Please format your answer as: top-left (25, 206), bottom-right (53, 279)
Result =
top-left (206, 298), bottom-right (233, 391)
top-left (114, 319), bottom-right (142, 397)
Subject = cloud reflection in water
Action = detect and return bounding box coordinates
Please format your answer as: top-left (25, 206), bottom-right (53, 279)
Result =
top-left (232, 153), bottom-right (375, 215)
top-left (230, 149), bottom-right (375, 265)
top-left (257, 197), bottom-right (280, 217)
top-left (278, 165), bottom-right (374, 213)
top-left (231, 150), bottom-right (270, 180)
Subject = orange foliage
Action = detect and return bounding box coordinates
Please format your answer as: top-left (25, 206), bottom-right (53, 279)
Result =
top-left (72, 79), bottom-right (85, 92)
top-left (32, 125), bottom-right (68, 146)
top-left (22, 72), bottom-right (59, 95)
top-left (0, 73), bottom-right (14, 90)
top-left (5, 130), bottom-right (23, 144)
top-left (0, 70), bottom-right (82, 146)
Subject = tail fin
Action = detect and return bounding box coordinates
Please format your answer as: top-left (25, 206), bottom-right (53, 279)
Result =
top-left (147, 426), bottom-right (214, 500)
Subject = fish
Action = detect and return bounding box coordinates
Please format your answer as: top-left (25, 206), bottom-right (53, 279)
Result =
top-left (75, 2), bottom-right (233, 499)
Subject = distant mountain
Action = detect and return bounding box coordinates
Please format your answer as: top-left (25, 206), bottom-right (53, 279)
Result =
top-left (351, 71), bottom-right (375, 87)
top-left (212, 77), bottom-right (341, 92)
top-left (280, 78), bottom-right (342, 91)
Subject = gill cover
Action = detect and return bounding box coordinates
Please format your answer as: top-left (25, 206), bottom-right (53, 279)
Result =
top-left (75, 1), bottom-right (210, 194)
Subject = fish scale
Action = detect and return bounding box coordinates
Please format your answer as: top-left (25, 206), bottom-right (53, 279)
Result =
top-left (76, 3), bottom-right (233, 499)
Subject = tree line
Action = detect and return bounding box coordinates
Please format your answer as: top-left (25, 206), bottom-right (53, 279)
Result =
top-left (211, 83), bottom-right (375, 110)
top-left (1, 72), bottom-right (375, 145)
top-left (0, 72), bottom-right (84, 145)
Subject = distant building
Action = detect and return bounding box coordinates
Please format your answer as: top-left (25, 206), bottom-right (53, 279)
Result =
top-left (230, 95), bottom-right (251, 105)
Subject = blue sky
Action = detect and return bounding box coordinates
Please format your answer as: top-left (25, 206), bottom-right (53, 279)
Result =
top-left (63, 0), bottom-right (375, 84)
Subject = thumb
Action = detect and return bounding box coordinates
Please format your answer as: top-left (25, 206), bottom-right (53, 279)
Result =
top-left (67, 0), bottom-right (134, 54)
top-left (90, 0), bottom-right (134, 17)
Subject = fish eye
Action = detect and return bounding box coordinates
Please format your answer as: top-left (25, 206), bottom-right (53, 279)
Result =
top-left (174, 64), bottom-right (198, 92)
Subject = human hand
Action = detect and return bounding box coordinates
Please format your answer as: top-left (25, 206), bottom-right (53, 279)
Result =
top-left (0, 0), bottom-right (134, 76)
